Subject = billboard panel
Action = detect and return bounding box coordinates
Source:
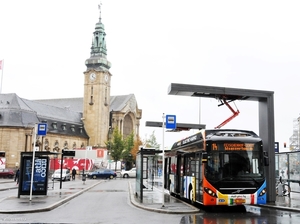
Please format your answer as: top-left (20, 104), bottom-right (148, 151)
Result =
top-left (19, 156), bottom-right (49, 195)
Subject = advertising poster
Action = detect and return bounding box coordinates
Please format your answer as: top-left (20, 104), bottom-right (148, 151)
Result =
top-left (20, 156), bottom-right (49, 195)
top-left (49, 158), bottom-right (94, 171)
top-left (0, 158), bottom-right (5, 169)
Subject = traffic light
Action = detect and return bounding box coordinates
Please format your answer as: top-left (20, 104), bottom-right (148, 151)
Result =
top-left (284, 142), bottom-right (286, 148)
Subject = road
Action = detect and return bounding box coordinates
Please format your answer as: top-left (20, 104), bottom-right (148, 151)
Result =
top-left (0, 178), bottom-right (299, 224)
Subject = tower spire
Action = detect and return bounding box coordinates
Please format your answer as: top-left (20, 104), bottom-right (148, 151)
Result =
top-left (85, 3), bottom-right (111, 71)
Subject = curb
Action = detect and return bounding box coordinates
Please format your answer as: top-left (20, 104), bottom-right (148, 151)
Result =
top-left (128, 182), bottom-right (200, 214)
top-left (256, 204), bottom-right (300, 212)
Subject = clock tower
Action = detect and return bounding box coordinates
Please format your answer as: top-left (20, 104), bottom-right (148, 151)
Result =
top-left (83, 5), bottom-right (111, 147)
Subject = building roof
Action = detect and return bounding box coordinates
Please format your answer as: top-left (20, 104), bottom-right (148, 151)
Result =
top-left (33, 94), bottom-right (136, 114)
top-left (0, 93), bottom-right (138, 137)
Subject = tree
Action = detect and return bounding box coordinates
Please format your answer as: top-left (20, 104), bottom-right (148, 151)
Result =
top-left (122, 132), bottom-right (135, 169)
top-left (106, 128), bottom-right (124, 171)
top-left (131, 136), bottom-right (143, 161)
top-left (144, 131), bottom-right (160, 149)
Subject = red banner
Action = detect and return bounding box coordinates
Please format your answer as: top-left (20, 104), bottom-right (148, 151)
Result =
top-left (49, 158), bottom-right (94, 171)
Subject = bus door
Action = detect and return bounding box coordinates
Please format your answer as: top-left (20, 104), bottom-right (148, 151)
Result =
top-left (183, 153), bottom-right (200, 202)
top-left (175, 154), bottom-right (182, 194)
top-left (195, 152), bottom-right (202, 202)
top-left (165, 157), bottom-right (171, 191)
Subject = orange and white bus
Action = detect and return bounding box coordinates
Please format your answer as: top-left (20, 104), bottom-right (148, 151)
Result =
top-left (165, 129), bottom-right (268, 206)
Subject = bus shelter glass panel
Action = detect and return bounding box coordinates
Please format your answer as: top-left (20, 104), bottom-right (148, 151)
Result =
top-left (276, 153), bottom-right (288, 179)
top-left (288, 152), bottom-right (300, 177)
top-left (136, 153), bottom-right (141, 198)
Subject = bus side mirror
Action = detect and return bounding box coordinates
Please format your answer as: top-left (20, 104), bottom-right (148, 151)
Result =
top-left (263, 151), bottom-right (269, 166)
top-left (202, 154), bottom-right (207, 163)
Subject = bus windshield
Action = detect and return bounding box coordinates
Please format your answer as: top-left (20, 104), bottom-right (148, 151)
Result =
top-left (205, 150), bottom-right (264, 181)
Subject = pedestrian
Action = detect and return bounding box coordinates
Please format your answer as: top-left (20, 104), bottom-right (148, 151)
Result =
top-left (15, 169), bottom-right (20, 185)
top-left (72, 168), bottom-right (76, 180)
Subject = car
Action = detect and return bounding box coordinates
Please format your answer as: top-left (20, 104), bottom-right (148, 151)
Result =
top-left (87, 169), bottom-right (117, 179)
top-left (51, 169), bottom-right (71, 181)
top-left (0, 169), bottom-right (15, 178)
top-left (121, 168), bottom-right (136, 178)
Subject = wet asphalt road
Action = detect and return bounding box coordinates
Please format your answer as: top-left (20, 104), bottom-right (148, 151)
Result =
top-left (0, 178), bottom-right (299, 224)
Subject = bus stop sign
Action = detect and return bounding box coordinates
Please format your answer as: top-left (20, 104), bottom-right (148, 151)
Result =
top-left (37, 123), bottom-right (47, 136)
top-left (166, 115), bottom-right (176, 129)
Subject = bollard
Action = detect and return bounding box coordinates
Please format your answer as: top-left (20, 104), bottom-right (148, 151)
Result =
top-left (82, 174), bottom-right (86, 184)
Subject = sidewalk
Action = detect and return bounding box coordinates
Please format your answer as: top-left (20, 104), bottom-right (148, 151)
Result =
top-left (0, 179), bottom-right (101, 214)
top-left (0, 178), bottom-right (300, 213)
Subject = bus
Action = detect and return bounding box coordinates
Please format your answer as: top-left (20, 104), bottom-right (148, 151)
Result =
top-left (165, 129), bottom-right (269, 206)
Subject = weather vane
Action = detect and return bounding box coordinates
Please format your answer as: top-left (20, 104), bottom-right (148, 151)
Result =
top-left (98, 2), bottom-right (102, 21)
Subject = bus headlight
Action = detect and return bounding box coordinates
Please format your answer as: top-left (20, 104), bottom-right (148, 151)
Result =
top-left (204, 187), bottom-right (218, 198)
top-left (259, 188), bottom-right (266, 196)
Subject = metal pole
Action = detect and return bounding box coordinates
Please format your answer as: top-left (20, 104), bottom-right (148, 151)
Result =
top-left (60, 151), bottom-right (63, 189)
top-left (199, 98), bottom-right (201, 124)
top-left (29, 124), bottom-right (37, 201)
top-left (83, 147), bottom-right (87, 184)
top-left (162, 113), bottom-right (165, 207)
top-left (0, 59), bottom-right (4, 94)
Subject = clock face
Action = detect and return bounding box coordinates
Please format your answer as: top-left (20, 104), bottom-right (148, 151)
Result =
top-left (90, 73), bottom-right (96, 81)
top-left (105, 74), bottom-right (108, 82)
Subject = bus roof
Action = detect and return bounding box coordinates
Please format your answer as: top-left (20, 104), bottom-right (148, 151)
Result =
top-left (170, 129), bottom-right (260, 152)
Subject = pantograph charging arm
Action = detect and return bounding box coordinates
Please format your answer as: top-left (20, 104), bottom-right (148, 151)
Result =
top-left (215, 98), bottom-right (240, 129)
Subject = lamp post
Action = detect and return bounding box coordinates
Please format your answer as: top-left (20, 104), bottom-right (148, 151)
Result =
top-left (162, 113), bottom-right (165, 208)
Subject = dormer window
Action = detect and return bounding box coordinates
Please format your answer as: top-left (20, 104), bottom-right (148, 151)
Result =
top-left (70, 125), bottom-right (75, 132)
top-left (79, 126), bottom-right (83, 133)
top-left (52, 122), bottom-right (57, 129)
top-left (62, 123), bottom-right (66, 131)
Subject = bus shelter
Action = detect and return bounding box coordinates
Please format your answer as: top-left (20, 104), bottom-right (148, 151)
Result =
top-left (136, 148), bottom-right (162, 202)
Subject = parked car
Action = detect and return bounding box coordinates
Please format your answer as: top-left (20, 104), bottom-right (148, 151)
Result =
top-left (51, 169), bottom-right (71, 181)
top-left (87, 169), bottom-right (117, 179)
top-left (121, 168), bottom-right (136, 178)
top-left (0, 169), bottom-right (15, 178)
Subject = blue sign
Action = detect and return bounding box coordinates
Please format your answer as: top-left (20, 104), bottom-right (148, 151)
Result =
top-left (166, 115), bottom-right (176, 129)
top-left (37, 123), bottom-right (47, 136)
top-left (275, 142), bottom-right (279, 153)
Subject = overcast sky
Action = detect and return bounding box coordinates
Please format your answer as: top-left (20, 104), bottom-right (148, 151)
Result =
top-left (0, 1), bottom-right (299, 152)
